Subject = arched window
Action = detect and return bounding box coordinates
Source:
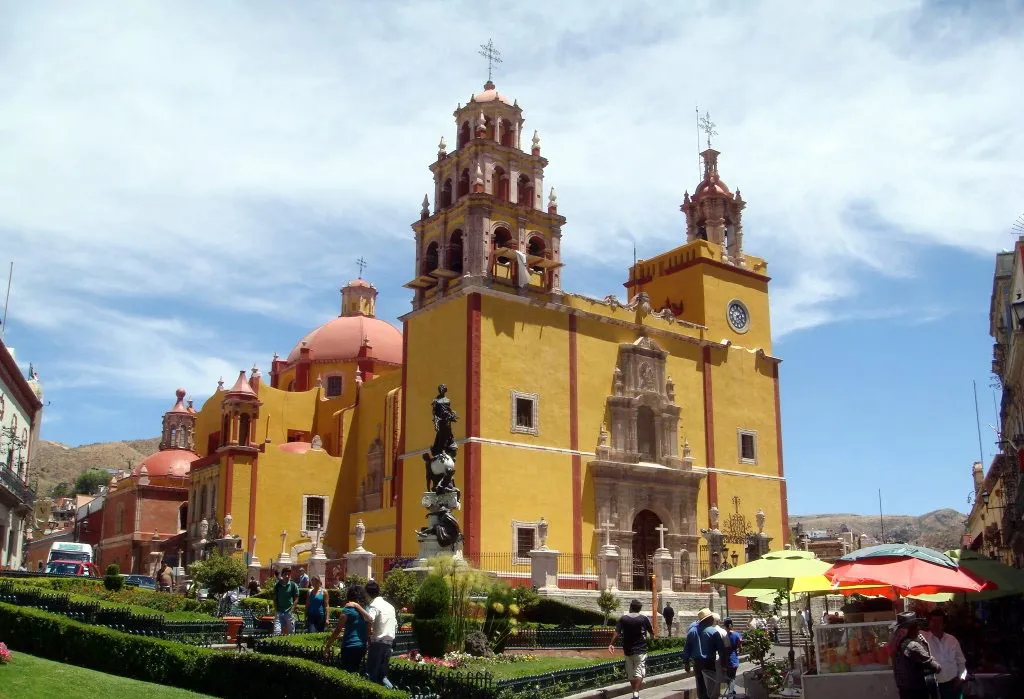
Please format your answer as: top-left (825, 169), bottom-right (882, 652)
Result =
top-left (447, 230), bottom-right (464, 274)
top-left (238, 413), bottom-right (250, 447)
top-left (221, 414), bottom-right (230, 446)
top-left (457, 168), bottom-right (470, 197)
top-left (527, 236), bottom-right (546, 273)
top-left (440, 178), bottom-right (453, 208)
top-left (517, 174), bottom-right (534, 207)
top-left (637, 406), bottom-right (657, 462)
top-left (493, 167), bottom-right (509, 201)
top-left (485, 116), bottom-right (494, 141)
top-left (178, 502), bottom-right (188, 531)
top-left (493, 227), bottom-right (512, 266)
top-left (697, 224), bottom-right (708, 241)
top-left (500, 119), bottom-right (514, 147)
top-left (422, 241), bottom-right (439, 275)
top-left (458, 121), bottom-right (471, 148)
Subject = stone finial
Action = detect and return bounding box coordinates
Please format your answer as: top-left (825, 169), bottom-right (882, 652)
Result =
top-left (354, 518), bottom-right (366, 551)
top-left (355, 367), bottom-right (363, 386)
top-left (473, 163), bottom-right (484, 193)
top-left (476, 110), bottom-right (486, 135)
top-left (537, 517), bottom-right (549, 550)
top-left (531, 129), bottom-right (540, 155)
top-left (437, 136), bottom-right (447, 157)
top-left (199, 518), bottom-right (209, 539)
top-left (756, 508), bottom-right (766, 534)
top-left (217, 377), bottom-right (224, 391)
top-left (137, 465), bottom-right (149, 486)
top-left (709, 505), bottom-right (720, 530)
top-left (421, 194), bottom-right (430, 219)
top-left (224, 513), bottom-right (233, 536)
top-left (547, 187), bottom-right (557, 214)
top-left (311, 434), bottom-right (323, 450)
top-left (666, 375), bottom-right (675, 401)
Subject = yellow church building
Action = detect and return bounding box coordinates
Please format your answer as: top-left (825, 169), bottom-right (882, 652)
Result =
top-left (180, 78), bottom-right (790, 589)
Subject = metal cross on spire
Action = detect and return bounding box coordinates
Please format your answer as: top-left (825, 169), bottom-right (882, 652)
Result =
top-left (699, 111), bottom-right (718, 150)
top-left (356, 256), bottom-right (367, 278)
top-left (479, 39), bottom-right (502, 83)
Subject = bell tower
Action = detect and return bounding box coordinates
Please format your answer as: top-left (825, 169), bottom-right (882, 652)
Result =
top-left (681, 148), bottom-right (746, 265)
top-left (405, 55), bottom-right (566, 310)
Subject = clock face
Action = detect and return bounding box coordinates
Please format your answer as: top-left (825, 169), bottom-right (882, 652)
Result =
top-left (727, 301), bottom-right (749, 332)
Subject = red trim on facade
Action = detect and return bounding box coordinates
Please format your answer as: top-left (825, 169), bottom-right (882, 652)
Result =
top-left (223, 455), bottom-right (234, 522)
top-left (395, 321), bottom-right (409, 555)
top-left (702, 346), bottom-right (718, 508)
top-left (568, 314), bottom-right (582, 573)
top-left (772, 363), bottom-right (789, 544)
top-left (465, 294), bottom-right (482, 557)
top-left (247, 454), bottom-right (258, 552)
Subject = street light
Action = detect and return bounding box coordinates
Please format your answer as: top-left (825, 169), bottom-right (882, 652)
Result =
top-left (1011, 297), bottom-right (1024, 331)
top-left (731, 550), bottom-right (739, 567)
top-left (983, 490), bottom-right (991, 507)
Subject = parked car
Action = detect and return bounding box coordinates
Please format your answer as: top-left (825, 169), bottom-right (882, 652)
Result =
top-left (120, 574), bottom-right (157, 590)
top-left (45, 560), bottom-right (100, 577)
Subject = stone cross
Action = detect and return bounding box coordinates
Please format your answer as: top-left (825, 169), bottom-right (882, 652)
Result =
top-left (599, 519), bottom-right (616, 548)
top-left (655, 524), bottom-right (668, 550)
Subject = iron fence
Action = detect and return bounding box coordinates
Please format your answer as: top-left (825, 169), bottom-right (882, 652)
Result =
top-left (504, 626), bottom-right (616, 649)
top-left (554, 553), bottom-right (599, 590)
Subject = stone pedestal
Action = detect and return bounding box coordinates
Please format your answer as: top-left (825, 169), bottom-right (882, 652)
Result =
top-left (346, 549), bottom-right (375, 581)
top-left (247, 552), bottom-right (262, 581)
top-left (308, 550), bottom-right (327, 582)
top-left (414, 490), bottom-right (462, 566)
top-left (654, 548), bottom-right (674, 593)
top-left (597, 544), bottom-right (620, 592)
top-left (529, 548), bottom-right (559, 591)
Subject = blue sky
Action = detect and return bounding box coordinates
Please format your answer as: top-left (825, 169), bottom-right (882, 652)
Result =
top-left (2, 1), bottom-right (1023, 517)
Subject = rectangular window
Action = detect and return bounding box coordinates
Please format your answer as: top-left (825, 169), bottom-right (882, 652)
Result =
top-left (326, 376), bottom-right (343, 397)
top-left (738, 430), bottom-right (757, 464)
top-left (509, 391), bottom-right (539, 435)
top-left (515, 525), bottom-right (537, 560)
top-left (303, 495), bottom-right (328, 533)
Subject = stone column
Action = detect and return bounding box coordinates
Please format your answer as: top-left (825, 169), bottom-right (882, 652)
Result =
top-left (529, 548), bottom-right (559, 591)
top-left (247, 536), bottom-right (263, 581)
top-left (346, 548), bottom-right (375, 581)
top-left (654, 548), bottom-right (674, 593)
top-left (597, 544), bottom-right (620, 592)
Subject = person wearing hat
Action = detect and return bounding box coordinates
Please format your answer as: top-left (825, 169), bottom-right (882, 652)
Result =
top-left (682, 607), bottom-right (725, 699)
top-left (892, 611), bottom-right (942, 699)
top-left (921, 609), bottom-right (966, 699)
top-left (608, 598), bottom-right (655, 699)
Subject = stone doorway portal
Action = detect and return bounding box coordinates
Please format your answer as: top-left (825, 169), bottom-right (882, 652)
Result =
top-left (631, 509), bottom-right (661, 591)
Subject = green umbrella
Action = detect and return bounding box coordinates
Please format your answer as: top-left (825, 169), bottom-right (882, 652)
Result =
top-left (914, 550), bottom-right (1024, 602)
top-left (838, 543), bottom-right (956, 569)
top-left (706, 550), bottom-right (831, 667)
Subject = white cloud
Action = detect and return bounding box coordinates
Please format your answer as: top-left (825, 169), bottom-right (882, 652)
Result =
top-left (0, 0), bottom-right (1022, 392)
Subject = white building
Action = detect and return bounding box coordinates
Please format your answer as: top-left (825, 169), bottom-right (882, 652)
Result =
top-left (0, 338), bottom-right (43, 568)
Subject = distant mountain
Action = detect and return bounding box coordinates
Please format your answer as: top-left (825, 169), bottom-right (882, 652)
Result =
top-left (30, 437), bottom-right (160, 496)
top-left (791, 509), bottom-right (967, 553)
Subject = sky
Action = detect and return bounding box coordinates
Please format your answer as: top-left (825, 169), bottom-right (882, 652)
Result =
top-left (1, 0), bottom-right (1023, 517)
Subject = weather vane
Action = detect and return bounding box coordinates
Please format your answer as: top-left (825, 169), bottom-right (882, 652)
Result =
top-left (356, 256), bottom-right (367, 278)
top-left (699, 111), bottom-right (718, 150)
top-left (479, 39), bottom-right (502, 83)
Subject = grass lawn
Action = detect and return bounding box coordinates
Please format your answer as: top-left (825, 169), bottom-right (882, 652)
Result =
top-left (0, 652), bottom-right (217, 699)
top-left (476, 656), bottom-right (604, 679)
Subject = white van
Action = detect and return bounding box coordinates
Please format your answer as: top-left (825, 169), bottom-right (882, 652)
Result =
top-left (47, 542), bottom-right (94, 564)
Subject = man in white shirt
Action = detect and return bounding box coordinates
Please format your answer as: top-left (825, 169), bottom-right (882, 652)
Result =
top-left (364, 580), bottom-right (397, 689)
top-left (921, 609), bottom-right (966, 699)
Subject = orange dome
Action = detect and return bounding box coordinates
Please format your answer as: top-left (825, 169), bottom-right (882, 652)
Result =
top-left (473, 81), bottom-right (512, 105)
top-left (287, 315), bottom-right (403, 365)
top-left (132, 448), bottom-right (197, 478)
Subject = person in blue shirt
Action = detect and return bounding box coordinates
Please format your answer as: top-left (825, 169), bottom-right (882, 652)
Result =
top-left (721, 618), bottom-right (742, 698)
top-left (682, 607), bottom-right (724, 699)
top-left (324, 584), bottom-right (369, 673)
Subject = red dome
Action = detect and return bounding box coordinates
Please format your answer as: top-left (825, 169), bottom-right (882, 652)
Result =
top-left (286, 315), bottom-right (402, 365)
top-left (278, 442), bottom-right (312, 454)
top-left (132, 448), bottom-right (197, 478)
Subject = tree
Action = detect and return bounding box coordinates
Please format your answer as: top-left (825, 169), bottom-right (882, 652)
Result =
top-left (597, 589), bottom-right (619, 626)
top-left (381, 567), bottom-right (420, 612)
top-left (190, 553), bottom-right (246, 595)
top-left (48, 482), bottom-right (72, 499)
top-left (74, 469), bottom-right (110, 496)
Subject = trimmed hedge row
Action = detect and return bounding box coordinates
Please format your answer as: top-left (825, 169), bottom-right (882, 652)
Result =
top-left (518, 598), bottom-right (606, 626)
top-left (0, 603), bottom-right (406, 698)
top-left (13, 576), bottom-right (219, 617)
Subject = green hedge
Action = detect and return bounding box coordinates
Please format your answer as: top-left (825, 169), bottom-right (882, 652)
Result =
top-left (518, 598), bottom-right (606, 626)
top-left (14, 576), bottom-right (218, 617)
top-left (6, 581), bottom-right (216, 622)
top-left (0, 603), bottom-right (405, 698)
top-left (647, 635), bottom-right (685, 651)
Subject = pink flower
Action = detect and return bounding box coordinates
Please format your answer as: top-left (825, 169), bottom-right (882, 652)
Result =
top-left (0, 642), bottom-right (12, 664)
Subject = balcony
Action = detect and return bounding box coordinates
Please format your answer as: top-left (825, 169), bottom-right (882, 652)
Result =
top-left (0, 464), bottom-right (34, 508)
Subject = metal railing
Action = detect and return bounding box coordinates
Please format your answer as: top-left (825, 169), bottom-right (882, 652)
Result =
top-left (0, 464), bottom-right (34, 506)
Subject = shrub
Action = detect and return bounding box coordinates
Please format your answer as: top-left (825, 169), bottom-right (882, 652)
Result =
top-left (103, 564), bottom-right (123, 592)
top-left (344, 573), bottom-right (368, 590)
top-left (596, 589), bottom-right (618, 626)
top-left (414, 574), bottom-right (450, 618)
top-left (238, 597), bottom-right (273, 615)
top-left (483, 584), bottom-right (523, 653)
top-left (381, 567), bottom-right (420, 612)
top-left (411, 617), bottom-right (451, 658)
top-left (0, 602), bottom-right (403, 698)
top-left (648, 635), bottom-right (686, 651)
top-left (519, 597), bottom-right (607, 626)
top-left (190, 553), bottom-right (246, 595)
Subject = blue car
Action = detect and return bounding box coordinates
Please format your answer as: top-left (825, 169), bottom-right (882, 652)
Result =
top-left (120, 574), bottom-right (157, 590)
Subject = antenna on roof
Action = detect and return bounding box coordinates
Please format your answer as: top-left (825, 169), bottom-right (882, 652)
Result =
top-left (1, 261), bottom-right (12, 340)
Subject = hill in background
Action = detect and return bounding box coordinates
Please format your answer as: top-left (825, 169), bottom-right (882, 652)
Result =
top-left (30, 437), bottom-right (160, 496)
top-left (791, 509), bottom-right (966, 552)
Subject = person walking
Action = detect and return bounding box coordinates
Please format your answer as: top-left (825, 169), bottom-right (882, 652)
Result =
top-left (682, 607), bottom-right (723, 699)
top-left (246, 575), bottom-right (260, 597)
top-left (721, 618), bottom-right (742, 698)
top-left (273, 567), bottom-right (299, 636)
top-left (324, 584), bottom-right (370, 673)
top-left (662, 602), bottom-right (675, 637)
top-left (364, 580), bottom-right (397, 688)
top-left (768, 613), bottom-right (780, 644)
top-left (892, 612), bottom-right (942, 699)
top-left (608, 598), bottom-right (655, 699)
top-left (297, 567), bottom-right (310, 588)
top-left (921, 609), bottom-right (966, 699)
top-left (305, 575), bottom-right (330, 633)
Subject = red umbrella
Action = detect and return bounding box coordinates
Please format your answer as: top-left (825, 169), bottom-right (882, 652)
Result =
top-left (825, 556), bottom-right (991, 597)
